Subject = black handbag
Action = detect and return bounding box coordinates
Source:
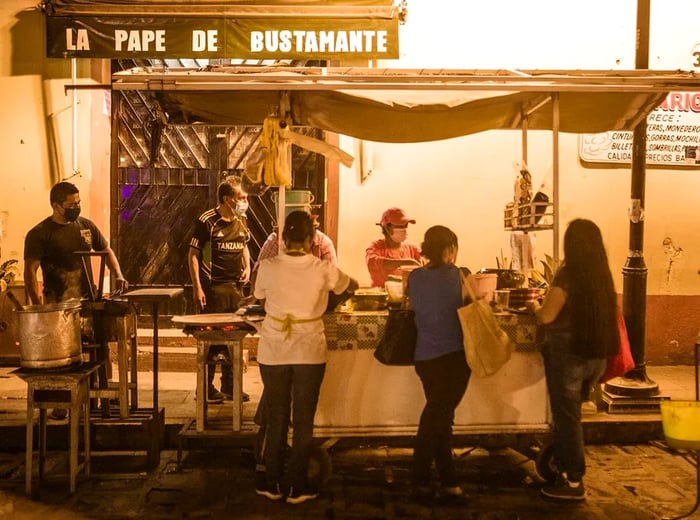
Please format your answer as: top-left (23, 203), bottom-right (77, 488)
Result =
top-left (374, 309), bottom-right (417, 366)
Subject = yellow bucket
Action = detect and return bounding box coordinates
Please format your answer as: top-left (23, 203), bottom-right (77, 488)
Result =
top-left (660, 400), bottom-right (700, 450)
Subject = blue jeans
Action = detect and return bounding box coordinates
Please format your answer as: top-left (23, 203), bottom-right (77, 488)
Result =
top-left (543, 335), bottom-right (606, 482)
top-left (259, 363), bottom-right (325, 490)
top-left (413, 350), bottom-right (470, 487)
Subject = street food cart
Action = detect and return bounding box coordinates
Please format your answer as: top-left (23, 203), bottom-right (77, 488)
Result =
top-left (314, 309), bottom-right (551, 482)
top-left (169, 306), bottom-right (549, 479)
top-left (110, 66), bottom-right (700, 478)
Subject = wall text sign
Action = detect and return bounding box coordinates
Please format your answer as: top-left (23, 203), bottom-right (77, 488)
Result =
top-left (580, 92), bottom-right (700, 167)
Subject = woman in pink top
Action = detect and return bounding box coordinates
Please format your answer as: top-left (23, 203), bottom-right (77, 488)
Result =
top-left (365, 207), bottom-right (422, 287)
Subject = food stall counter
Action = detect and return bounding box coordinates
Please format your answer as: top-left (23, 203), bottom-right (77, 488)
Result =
top-left (315, 310), bottom-right (548, 437)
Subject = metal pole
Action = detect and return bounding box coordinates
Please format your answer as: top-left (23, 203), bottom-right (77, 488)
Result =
top-left (606, 0), bottom-right (658, 396)
top-left (71, 58), bottom-right (79, 178)
top-left (552, 94), bottom-right (560, 266)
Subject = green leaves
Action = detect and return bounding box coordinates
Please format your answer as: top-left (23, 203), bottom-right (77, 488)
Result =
top-left (530, 254), bottom-right (555, 288)
top-left (0, 258), bottom-right (19, 288)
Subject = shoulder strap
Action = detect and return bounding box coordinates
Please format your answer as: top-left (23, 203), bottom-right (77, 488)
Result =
top-left (459, 269), bottom-right (477, 304)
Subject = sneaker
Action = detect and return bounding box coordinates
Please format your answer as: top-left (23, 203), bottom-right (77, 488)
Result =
top-left (541, 474), bottom-right (585, 501)
top-left (437, 486), bottom-right (469, 505)
top-left (221, 388), bottom-right (250, 403)
top-left (207, 388), bottom-right (225, 404)
top-left (49, 408), bottom-right (68, 420)
top-left (581, 400), bottom-right (598, 415)
top-left (286, 486), bottom-right (319, 505)
top-left (256, 482), bottom-right (283, 501)
top-left (409, 485), bottom-right (434, 506)
top-left (220, 390), bottom-right (250, 402)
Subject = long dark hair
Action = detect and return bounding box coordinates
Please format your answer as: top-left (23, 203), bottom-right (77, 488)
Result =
top-left (563, 219), bottom-right (619, 358)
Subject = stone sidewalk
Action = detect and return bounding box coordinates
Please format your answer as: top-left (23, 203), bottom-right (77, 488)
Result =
top-left (0, 364), bottom-right (696, 518)
top-left (0, 441), bottom-right (696, 519)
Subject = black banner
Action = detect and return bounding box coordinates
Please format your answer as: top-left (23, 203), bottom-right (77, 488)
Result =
top-left (46, 16), bottom-right (399, 59)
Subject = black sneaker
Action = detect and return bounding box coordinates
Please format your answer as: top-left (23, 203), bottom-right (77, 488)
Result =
top-left (220, 390), bottom-right (250, 402)
top-left (409, 485), bottom-right (434, 506)
top-left (541, 475), bottom-right (585, 501)
top-left (286, 486), bottom-right (319, 504)
top-left (256, 482), bottom-right (283, 501)
top-left (437, 486), bottom-right (469, 506)
top-left (49, 408), bottom-right (68, 420)
top-left (207, 388), bottom-right (225, 404)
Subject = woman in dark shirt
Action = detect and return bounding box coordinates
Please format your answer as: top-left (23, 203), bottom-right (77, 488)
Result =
top-left (407, 225), bottom-right (477, 504)
top-left (529, 219), bottom-right (619, 501)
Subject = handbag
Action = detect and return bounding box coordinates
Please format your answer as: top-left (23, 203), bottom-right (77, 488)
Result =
top-left (457, 271), bottom-right (513, 377)
top-left (599, 308), bottom-right (635, 382)
top-left (374, 309), bottom-right (417, 366)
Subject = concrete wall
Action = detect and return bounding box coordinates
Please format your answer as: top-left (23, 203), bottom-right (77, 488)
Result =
top-left (333, 0), bottom-right (700, 364)
top-left (0, 0), bottom-right (111, 270)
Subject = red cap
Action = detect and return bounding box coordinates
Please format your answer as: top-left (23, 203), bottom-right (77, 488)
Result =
top-left (378, 207), bottom-right (416, 227)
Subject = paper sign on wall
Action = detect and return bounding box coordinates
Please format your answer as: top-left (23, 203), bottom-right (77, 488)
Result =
top-left (580, 92), bottom-right (700, 167)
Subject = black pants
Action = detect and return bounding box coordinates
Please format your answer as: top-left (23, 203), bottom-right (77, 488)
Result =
top-left (413, 349), bottom-right (470, 488)
top-left (259, 363), bottom-right (325, 490)
top-left (204, 282), bottom-right (243, 393)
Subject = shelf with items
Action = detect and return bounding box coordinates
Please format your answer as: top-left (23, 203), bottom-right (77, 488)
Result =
top-left (504, 200), bottom-right (554, 231)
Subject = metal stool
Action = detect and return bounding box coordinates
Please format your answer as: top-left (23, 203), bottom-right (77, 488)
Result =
top-left (13, 363), bottom-right (99, 495)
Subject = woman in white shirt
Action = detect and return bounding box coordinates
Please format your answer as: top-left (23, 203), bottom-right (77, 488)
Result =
top-left (253, 211), bottom-right (358, 504)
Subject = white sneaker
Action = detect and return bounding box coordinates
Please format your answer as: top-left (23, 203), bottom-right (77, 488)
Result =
top-left (581, 400), bottom-right (598, 415)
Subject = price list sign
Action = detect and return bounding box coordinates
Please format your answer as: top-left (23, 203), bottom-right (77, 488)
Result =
top-left (580, 92), bottom-right (700, 167)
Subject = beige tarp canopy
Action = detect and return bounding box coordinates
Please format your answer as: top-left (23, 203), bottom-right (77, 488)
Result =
top-left (111, 67), bottom-right (700, 143)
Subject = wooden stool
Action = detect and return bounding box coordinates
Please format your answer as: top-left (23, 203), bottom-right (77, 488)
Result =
top-left (13, 363), bottom-right (99, 495)
top-left (191, 330), bottom-right (248, 433)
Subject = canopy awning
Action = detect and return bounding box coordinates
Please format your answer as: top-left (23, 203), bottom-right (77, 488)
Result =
top-left (111, 67), bottom-right (700, 143)
top-left (42, 0), bottom-right (398, 17)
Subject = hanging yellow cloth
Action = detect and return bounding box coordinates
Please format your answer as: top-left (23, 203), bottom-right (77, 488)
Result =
top-left (260, 117), bottom-right (292, 187)
top-left (245, 116), bottom-right (355, 188)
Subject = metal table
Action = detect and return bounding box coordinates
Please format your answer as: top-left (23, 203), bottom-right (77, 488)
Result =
top-left (122, 288), bottom-right (184, 414)
top-left (171, 314), bottom-right (259, 433)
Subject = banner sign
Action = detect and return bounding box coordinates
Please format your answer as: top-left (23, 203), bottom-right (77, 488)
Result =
top-left (580, 92), bottom-right (700, 167)
top-left (46, 16), bottom-right (399, 59)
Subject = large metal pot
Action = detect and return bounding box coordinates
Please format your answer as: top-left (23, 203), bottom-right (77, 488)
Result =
top-left (18, 300), bottom-right (82, 369)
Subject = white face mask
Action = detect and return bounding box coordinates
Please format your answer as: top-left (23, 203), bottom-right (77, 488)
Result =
top-left (229, 200), bottom-right (248, 216)
top-left (390, 228), bottom-right (407, 243)
top-left (235, 200), bottom-right (249, 216)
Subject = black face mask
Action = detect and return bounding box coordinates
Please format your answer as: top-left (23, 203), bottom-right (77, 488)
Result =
top-left (64, 207), bottom-right (81, 222)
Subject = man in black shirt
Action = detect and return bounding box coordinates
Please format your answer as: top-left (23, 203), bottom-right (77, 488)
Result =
top-left (24, 181), bottom-right (128, 304)
top-left (188, 175), bottom-right (251, 402)
top-left (24, 181), bottom-right (128, 420)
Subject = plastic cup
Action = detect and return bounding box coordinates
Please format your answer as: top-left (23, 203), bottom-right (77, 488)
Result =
top-left (494, 290), bottom-right (510, 311)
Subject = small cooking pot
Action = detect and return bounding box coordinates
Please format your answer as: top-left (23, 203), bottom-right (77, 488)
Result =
top-left (478, 268), bottom-right (525, 289)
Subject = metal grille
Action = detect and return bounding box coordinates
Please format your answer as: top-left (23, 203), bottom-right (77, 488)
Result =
top-left (112, 60), bottom-right (326, 317)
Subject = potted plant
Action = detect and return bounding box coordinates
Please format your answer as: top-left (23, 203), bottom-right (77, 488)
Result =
top-left (529, 254), bottom-right (556, 289)
top-left (0, 259), bottom-right (22, 310)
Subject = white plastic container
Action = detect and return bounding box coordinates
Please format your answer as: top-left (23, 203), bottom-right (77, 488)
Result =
top-left (473, 273), bottom-right (498, 302)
